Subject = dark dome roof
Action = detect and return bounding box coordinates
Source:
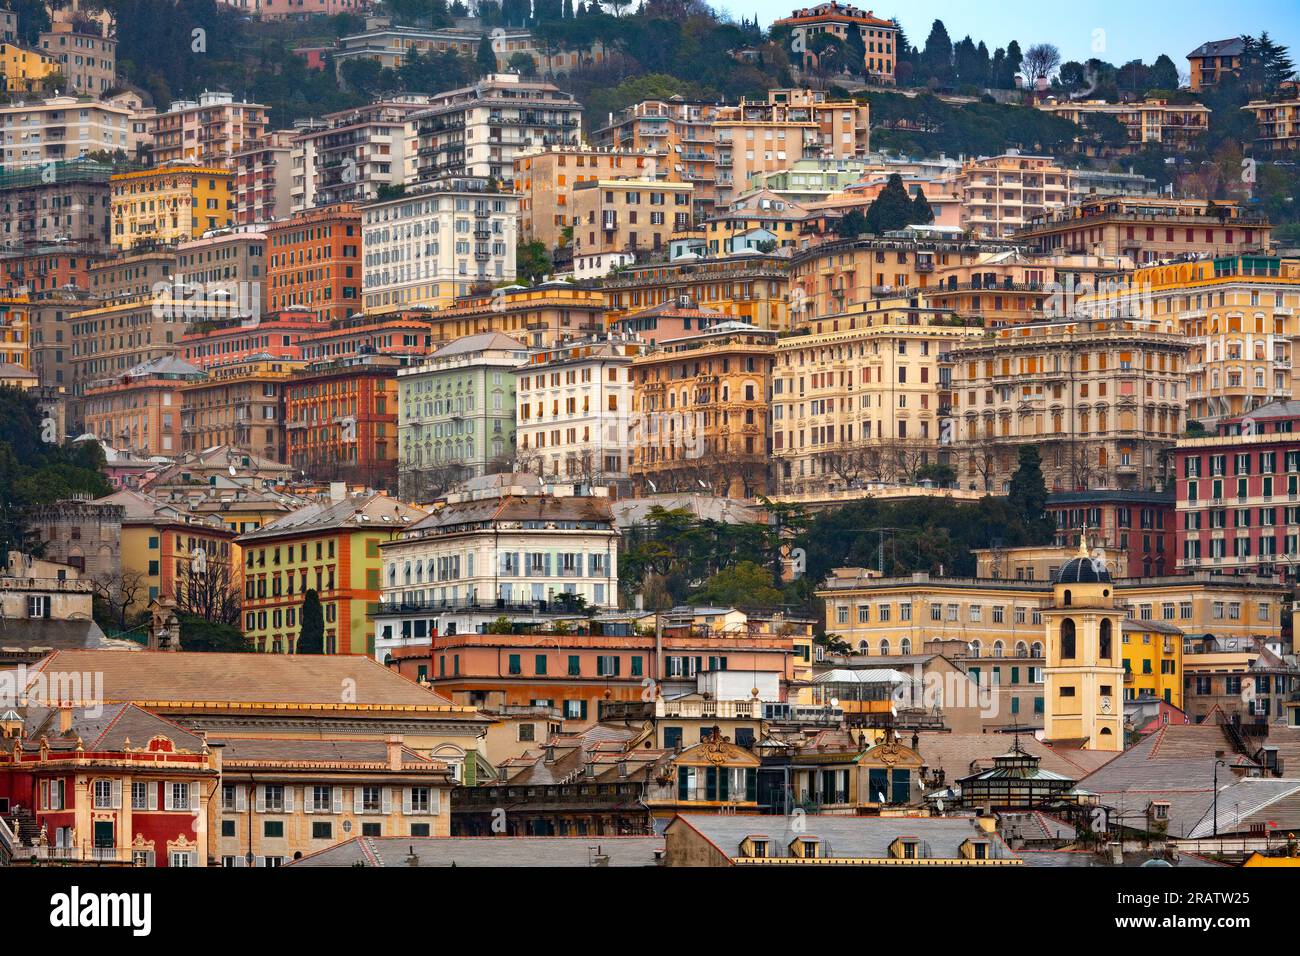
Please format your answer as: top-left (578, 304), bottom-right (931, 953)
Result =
top-left (1055, 556), bottom-right (1111, 585)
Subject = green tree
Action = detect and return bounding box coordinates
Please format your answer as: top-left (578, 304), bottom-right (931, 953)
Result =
top-left (689, 560), bottom-right (785, 607)
top-left (1007, 446), bottom-right (1053, 541)
top-left (516, 239), bottom-right (552, 283)
top-left (835, 208), bottom-right (868, 237)
top-left (921, 19), bottom-right (953, 84)
top-left (1147, 54), bottom-right (1180, 92)
top-left (864, 174), bottom-right (923, 234)
top-left (179, 614), bottom-right (253, 652)
top-left (911, 189), bottom-right (934, 224)
top-left (298, 589), bottom-right (325, 654)
top-left (477, 33), bottom-right (497, 75)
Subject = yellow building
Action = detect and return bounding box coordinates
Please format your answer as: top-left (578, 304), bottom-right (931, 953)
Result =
top-left (0, 296), bottom-right (31, 368)
top-left (0, 42), bottom-right (58, 92)
top-left (1037, 99), bottom-right (1211, 153)
top-left (1077, 255), bottom-right (1300, 429)
top-left (513, 145), bottom-right (661, 250)
top-left (601, 254), bottom-right (791, 332)
top-left (951, 316), bottom-right (1188, 493)
top-left (772, 298), bottom-right (980, 494)
top-left (236, 493), bottom-right (427, 656)
top-left (570, 177), bottom-right (694, 260)
top-left (110, 163), bottom-right (235, 250)
top-left (1120, 619), bottom-right (1183, 707)
top-left (1245, 98), bottom-right (1300, 155)
top-left (1041, 546), bottom-right (1126, 751)
top-left (180, 358), bottom-right (303, 462)
top-left (629, 322), bottom-right (776, 497)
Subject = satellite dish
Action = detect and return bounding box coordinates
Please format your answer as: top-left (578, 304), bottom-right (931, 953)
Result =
top-left (229, 465), bottom-right (237, 476)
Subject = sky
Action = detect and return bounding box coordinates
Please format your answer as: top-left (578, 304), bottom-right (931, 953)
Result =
top-left (726, 0), bottom-right (1300, 73)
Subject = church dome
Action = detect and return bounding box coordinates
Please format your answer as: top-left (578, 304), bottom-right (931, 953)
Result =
top-left (1054, 556), bottom-right (1111, 585)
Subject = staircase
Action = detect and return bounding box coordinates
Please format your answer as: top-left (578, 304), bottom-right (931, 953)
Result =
top-left (6, 808), bottom-right (37, 847)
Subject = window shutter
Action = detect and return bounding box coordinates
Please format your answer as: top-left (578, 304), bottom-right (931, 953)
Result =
top-left (705, 766), bottom-right (718, 802)
top-left (255, 786), bottom-right (266, 813)
top-left (402, 788), bottom-right (413, 815)
top-left (148, 783), bottom-right (158, 811)
top-left (304, 789), bottom-right (314, 815)
top-left (677, 766), bottom-right (688, 801)
top-left (430, 788), bottom-right (441, 816)
top-left (746, 768), bottom-right (757, 802)
top-left (514, 553), bottom-right (521, 577)
top-left (332, 787), bottom-right (343, 814)
top-left (544, 553), bottom-right (552, 577)
top-left (580, 700), bottom-right (588, 720)
top-left (111, 779), bottom-right (122, 810)
top-left (234, 855), bottom-right (246, 867)
top-left (613, 657), bottom-right (621, 676)
top-left (284, 787), bottom-right (295, 812)
top-left (352, 787), bottom-right (361, 813)
top-left (381, 787), bottom-right (392, 814)
top-left (189, 781), bottom-right (200, 812)
top-left (235, 786), bottom-right (246, 812)
top-left (164, 784), bottom-right (174, 812)
top-left (719, 767), bottom-right (730, 801)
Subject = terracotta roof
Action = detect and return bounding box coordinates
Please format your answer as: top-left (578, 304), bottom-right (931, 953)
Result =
top-left (24, 649), bottom-right (480, 713)
top-left (23, 702), bottom-right (207, 753)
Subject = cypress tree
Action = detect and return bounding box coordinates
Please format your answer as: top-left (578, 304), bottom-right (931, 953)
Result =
top-left (298, 589), bottom-right (325, 655)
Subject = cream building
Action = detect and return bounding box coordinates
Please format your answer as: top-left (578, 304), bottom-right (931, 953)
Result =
top-left (950, 316), bottom-right (1188, 493)
top-left (954, 153), bottom-right (1070, 240)
top-left (0, 93), bottom-right (150, 168)
top-left (570, 177), bottom-right (694, 260)
top-left (360, 176), bottom-right (518, 313)
top-left (515, 335), bottom-right (642, 488)
top-left (151, 91), bottom-right (269, 166)
top-left (772, 298), bottom-right (981, 494)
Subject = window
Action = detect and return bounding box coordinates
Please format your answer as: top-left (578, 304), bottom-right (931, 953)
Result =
top-left (132, 782), bottom-right (150, 810)
top-left (93, 779), bottom-right (115, 809)
top-left (264, 821), bottom-right (285, 838)
top-left (311, 821), bottom-right (333, 840)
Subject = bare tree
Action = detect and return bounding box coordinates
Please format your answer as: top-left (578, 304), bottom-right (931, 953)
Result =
top-left (175, 554), bottom-right (242, 626)
top-left (403, 461), bottom-right (471, 501)
top-left (1023, 44), bottom-right (1062, 86)
top-left (90, 568), bottom-right (148, 632)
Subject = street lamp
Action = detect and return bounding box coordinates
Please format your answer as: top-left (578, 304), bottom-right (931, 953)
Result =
top-left (1212, 757), bottom-right (1229, 838)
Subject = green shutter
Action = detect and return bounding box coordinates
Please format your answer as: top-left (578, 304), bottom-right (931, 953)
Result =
top-left (677, 767), bottom-right (688, 801)
top-left (745, 768), bottom-right (757, 801)
top-left (705, 766), bottom-right (717, 801)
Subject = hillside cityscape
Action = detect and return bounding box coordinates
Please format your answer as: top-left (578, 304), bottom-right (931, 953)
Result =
top-left (0, 0), bottom-right (1298, 890)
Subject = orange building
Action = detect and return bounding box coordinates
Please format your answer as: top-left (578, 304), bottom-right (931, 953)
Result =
top-left (773, 3), bottom-right (899, 84)
top-left (0, 295), bottom-right (30, 367)
top-left (81, 355), bottom-right (205, 457)
top-left (265, 204), bottom-right (362, 323)
top-left (284, 353), bottom-right (400, 490)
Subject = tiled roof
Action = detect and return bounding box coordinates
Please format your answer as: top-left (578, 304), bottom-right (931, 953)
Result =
top-left (23, 702), bottom-right (208, 753)
top-left (289, 835), bottom-right (665, 867)
top-left (216, 736), bottom-right (448, 772)
top-left (428, 332), bottom-right (527, 358)
top-left (237, 494), bottom-right (426, 541)
top-left (1188, 38), bottom-right (1245, 58)
top-left (24, 649), bottom-right (481, 713)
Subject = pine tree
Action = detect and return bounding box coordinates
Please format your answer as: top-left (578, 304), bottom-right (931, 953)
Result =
top-left (911, 190), bottom-right (934, 224)
top-left (476, 34), bottom-right (496, 75)
top-left (864, 174), bottom-right (922, 235)
top-left (1008, 446), bottom-right (1052, 541)
top-left (297, 589), bottom-right (325, 655)
top-left (921, 19), bottom-right (953, 83)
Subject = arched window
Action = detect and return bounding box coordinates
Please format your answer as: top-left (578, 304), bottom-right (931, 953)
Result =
top-left (1015, 640), bottom-right (1028, 658)
top-left (857, 640), bottom-right (869, 655)
top-left (970, 640), bottom-right (982, 659)
top-left (992, 640), bottom-right (1004, 658)
top-left (1099, 618), bottom-right (1113, 661)
top-left (1031, 641), bottom-right (1043, 658)
top-left (1060, 618), bottom-right (1076, 659)
top-left (879, 639), bottom-right (890, 657)
top-left (1063, 589), bottom-right (1072, 606)
top-left (403, 562), bottom-right (412, 585)
top-left (900, 638), bottom-right (912, 655)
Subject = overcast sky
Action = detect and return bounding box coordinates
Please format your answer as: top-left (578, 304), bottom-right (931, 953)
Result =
top-left (724, 0), bottom-right (1300, 72)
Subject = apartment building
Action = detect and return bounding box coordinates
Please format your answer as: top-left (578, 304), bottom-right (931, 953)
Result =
top-left (178, 311), bottom-right (322, 369)
top-left (601, 252), bottom-right (791, 332)
top-left (236, 492), bottom-right (427, 655)
top-left (0, 93), bottom-right (150, 169)
top-left (68, 298), bottom-right (181, 398)
top-left (1017, 196), bottom-right (1272, 262)
top-left (284, 353), bottom-right (401, 490)
top-left (373, 476), bottom-right (620, 660)
top-left (289, 99), bottom-right (429, 211)
top-left (570, 177), bottom-right (693, 260)
top-left (0, 294), bottom-right (29, 368)
top-left (1173, 400), bottom-right (1300, 577)
top-left (772, 298), bottom-right (981, 494)
top-left (296, 310), bottom-right (435, 366)
top-left (513, 144), bottom-right (659, 250)
top-left (82, 355), bottom-right (205, 456)
top-left (151, 91), bottom-right (269, 166)
top-left (1046, 490), bottom-right (1177, 579)
top-left (396, 332), bottom-right (528, 500)
top-left (360, 177), bottom-right (518, 313)
top-left (412, 74), bottom-right (582, 188)
top-left (88, 245), bottom-right (175, 303)
top-left (175, 227), bottom-right (267, 316)
top-left (265, 203), bottom-right (361, 322)
top-left (27, 286), bottom-right (98, 387)
top-left (950, 316), bottom-right (1188, 493)
top-left (773, 3), bottom-right (898, 83)
top-left (180, 357), bottom-right (302, 461)
top-left (630, 322), bottom-right (776, 496)
top-left (704, 189), bottom-right (814, 257)
top-left (1077, 255), bottom-right (1300, 429)
top-left (110, 162), bottom-right (235, 250)
top-left (1244, 98), bottom-right (1300, 155)
top-left (38, 20), bottom-right (116, 95)
top-left (1187, 38), bottom-right (1243, 92)
top-left (232, 129), bottom-right (297, 225)
top-left (401, 283), bottom-right (607, 350)
top-left (0, 157), bottom-right (112, 248)
top-left (515, 335), bottom-right (641, 488)
top-left (0, 40), bottom-right (57, 92)
top-left (955, 154), bottom-right (1070, 240)
top-left (1038, 99), bottom-right (1210, 154)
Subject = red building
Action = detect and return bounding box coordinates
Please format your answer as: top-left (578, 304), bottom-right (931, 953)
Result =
top-left (1048, 490), bottom-right (1176, 578)
top-left (0, 703), bottom-right (216, 866)
top-left (179, 310), bottom-right (327, 370)
top-left (265, 204), bottom-right (362, 323)
top-left (0, 247), bottom-right (103, 295)
top-left (1174, 399), bottom-right (1300, 580)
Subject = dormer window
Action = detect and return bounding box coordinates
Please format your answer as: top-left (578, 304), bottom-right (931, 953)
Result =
top-left (741, 836), bottom-right (770, 859)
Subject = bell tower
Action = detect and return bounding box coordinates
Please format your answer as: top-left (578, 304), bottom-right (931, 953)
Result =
top-left (1041, 540), bottom-right (1124, 751)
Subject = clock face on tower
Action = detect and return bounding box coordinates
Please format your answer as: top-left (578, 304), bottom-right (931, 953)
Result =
top-left (1100, 696), bottom-right (1112, 715)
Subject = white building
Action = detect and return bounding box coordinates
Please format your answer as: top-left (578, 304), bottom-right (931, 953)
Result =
top-left (412, 74), bottom-right (582, 188)
top-left (289, 99), bottom-right (429, 212)
top-left (361, 176), bottom-right (518, 312)
top-left (515, 335), bottom-right (640, 489)
top-left (0, 93), bottom-right (151, 169)
top-left (372, 473), bottom-right (620, 661)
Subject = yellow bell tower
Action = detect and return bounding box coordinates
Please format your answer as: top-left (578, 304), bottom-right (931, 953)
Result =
top-left (1041, 540), bottom-right (1124, 751)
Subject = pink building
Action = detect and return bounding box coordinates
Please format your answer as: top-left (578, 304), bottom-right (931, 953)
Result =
top-left (178, 311), bottom-right (326, 370)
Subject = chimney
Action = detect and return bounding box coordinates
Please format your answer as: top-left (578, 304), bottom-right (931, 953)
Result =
top-left (386, 734), bottom-right (403, 771)
top-left (329, 481), bottom-right (347, 502)
top-left (590, 845), bottom-right (610, 867)
top-left (58, 704), bottom-right (73, 734)
top-left (1108, 841), bottom-right (1124, 866)
top-left (406, 846), bottom-right (419, 867)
